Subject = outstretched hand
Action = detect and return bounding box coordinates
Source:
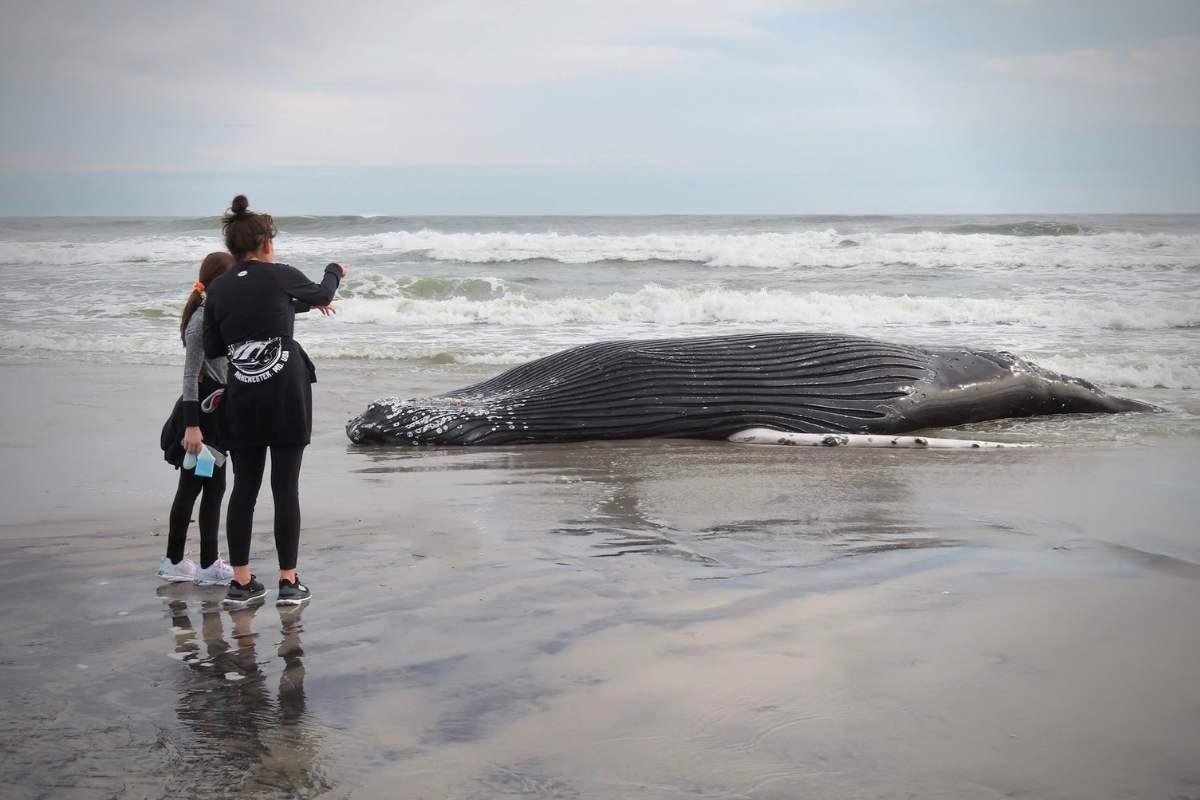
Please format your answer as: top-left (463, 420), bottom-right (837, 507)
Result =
top-left (315, 304), bottom-right (337, 317)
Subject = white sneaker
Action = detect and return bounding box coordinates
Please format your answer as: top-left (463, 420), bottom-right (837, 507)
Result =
top-left (194, 558), bottom-right (235, 586)
top-left (158, 555), bottom-right (197, 582)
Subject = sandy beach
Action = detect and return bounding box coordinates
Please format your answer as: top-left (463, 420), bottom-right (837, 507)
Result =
top-left (2, 358), bottom-right (1198, 799)
top-left (4, 0), bottom-right (1199, 792)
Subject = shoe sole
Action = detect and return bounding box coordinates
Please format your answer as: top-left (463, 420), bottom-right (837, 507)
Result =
top-left (158, 573), bottom-right (195, 583)
top-left (221, 594), bottom-right (267, 608)
top-left (276, 593), bottom-right (312, 606)
top-left (194, 577), bottom-right (233, 587)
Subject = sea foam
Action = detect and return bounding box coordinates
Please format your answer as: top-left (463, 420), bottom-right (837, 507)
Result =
top-left (5, 327), bottom-right (1193, 389)
top-left (331, 285), bottom-right (1197, 331)
top-left (3, 229), bottom-right (1199, 270)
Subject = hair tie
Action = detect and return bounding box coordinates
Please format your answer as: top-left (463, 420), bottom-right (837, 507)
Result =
top-left (193, 281), bottom-right (205, 293)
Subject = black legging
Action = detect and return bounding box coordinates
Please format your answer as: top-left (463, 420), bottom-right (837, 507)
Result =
top-left (226, 445), bottom-right (306, 570)
top-left (167, 464), bottom-right (226, 568)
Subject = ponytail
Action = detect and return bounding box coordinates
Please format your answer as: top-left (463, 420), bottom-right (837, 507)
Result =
top-left (181, 252), bottom-right (235, 344)
top-left (180, 289), bottom-right (203, 345)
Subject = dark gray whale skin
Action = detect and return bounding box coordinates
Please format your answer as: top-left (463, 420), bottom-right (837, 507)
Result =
top-left (346, 332), bottom-right (1154, 446)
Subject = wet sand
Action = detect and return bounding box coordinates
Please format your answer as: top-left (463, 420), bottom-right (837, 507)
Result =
top-left (2, 360), bottom-right (1199, 799)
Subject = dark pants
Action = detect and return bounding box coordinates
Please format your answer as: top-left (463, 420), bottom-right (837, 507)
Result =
top-left (167, 464), bottom-right (226, 568)
top-left (226, 445), bottom-right (306, 570)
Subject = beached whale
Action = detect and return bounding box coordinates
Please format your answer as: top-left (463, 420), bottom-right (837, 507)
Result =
top-left (345, 332), bottom-right (1153, 446)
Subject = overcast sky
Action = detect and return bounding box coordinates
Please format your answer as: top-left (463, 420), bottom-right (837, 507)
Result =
top-left (1, 0), bottom-right (1197, 214)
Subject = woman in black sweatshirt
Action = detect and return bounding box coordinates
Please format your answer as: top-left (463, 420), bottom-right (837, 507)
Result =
top-left (203, 195), bottom-right (348, 607)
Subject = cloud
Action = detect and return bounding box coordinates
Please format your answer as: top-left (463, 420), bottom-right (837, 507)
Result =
top-left (967, 35), bottom-right (1200, 129)
top-left (1, 0), bottom-right (1197, 213)
top-left (0, 1), bottom-right (790, 172)
top-left (986, 36), bottom-right (1200, 87)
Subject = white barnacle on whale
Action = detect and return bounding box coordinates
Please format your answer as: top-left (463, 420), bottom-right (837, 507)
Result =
top-left (730, 429), bottom-right (1035, 449)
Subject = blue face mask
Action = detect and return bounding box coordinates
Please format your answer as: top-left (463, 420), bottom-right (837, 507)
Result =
top-left (182, 444), bottom-right (225, 476)
top-left (194, 445), bottom-right (216, 478)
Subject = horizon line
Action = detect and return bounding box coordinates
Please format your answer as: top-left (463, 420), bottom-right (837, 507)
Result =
top-left (3, 211), bottom-right (1199, 219)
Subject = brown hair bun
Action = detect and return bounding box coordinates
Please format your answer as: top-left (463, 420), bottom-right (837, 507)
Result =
top-left (222, 195), bottom-right (276, 259)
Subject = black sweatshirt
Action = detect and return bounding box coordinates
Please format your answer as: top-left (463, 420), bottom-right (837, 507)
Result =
top-left (202, 260), bottom-right (341, 360)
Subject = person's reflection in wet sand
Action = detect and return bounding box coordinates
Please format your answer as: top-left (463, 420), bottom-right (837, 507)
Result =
top-left (159, 591), bottom-right (328, 797)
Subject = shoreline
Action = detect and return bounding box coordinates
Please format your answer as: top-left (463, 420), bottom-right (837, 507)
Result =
top-left (1, 358), bottom-right (1199, 798)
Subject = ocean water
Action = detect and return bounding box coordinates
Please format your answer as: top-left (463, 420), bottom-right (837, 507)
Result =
top-left (2, 214), bottom-right (1197, 440)
top-left (2, 216), bottom-right (1200, 799)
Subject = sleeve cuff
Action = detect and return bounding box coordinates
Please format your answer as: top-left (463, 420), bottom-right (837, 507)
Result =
top-left (182, 401), bottom-right (201, 427)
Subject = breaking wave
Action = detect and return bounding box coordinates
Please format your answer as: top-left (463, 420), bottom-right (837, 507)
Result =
top-left (3, 229), bottom-right (1199, 270)
top-left (898, 221), bottom-right (1092, 236)
top-left (4, 327), bottom-right (1193, 390)
top-left (331, 285), bottom-right (1198, 331)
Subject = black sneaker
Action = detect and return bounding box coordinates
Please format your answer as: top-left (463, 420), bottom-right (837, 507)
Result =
top-left (277, 576), bottom-right (312, 606)
top-left (222, 576), bottom-right (267, 607)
